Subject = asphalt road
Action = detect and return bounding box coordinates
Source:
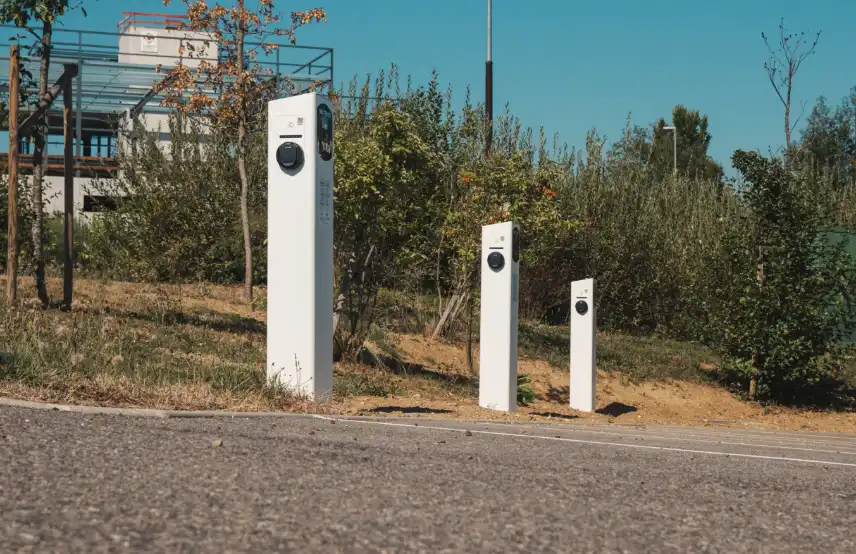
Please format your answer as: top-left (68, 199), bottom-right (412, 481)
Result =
top-left (2, 406), bottom-right (856, 553)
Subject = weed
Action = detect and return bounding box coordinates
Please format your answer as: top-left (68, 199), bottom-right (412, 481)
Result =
top-left (517, 374), bottom-right (535, 405)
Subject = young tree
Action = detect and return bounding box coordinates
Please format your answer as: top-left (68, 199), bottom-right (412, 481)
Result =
top-left (333, 98), bottom-right (435, 358)
top-left (762, 18), bottom-right (821, 158)
top-left (707, 150), bottom-right (856, 400)
top-left (1, 0), bottom-right (88, 306)
top-left (160, 0), bottom-right (326, 306)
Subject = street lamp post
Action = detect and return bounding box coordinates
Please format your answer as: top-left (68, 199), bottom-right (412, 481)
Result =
top-left (485, 0), bottom-right (493, 157)
top-left (663, 125), bottom-right (677, 175)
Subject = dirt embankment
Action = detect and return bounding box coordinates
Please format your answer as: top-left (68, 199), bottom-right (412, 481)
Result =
top-left (343, 333), bottom-right (856, 433)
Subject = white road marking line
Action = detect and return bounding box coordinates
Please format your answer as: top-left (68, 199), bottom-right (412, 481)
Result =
top-left (314, 416), bottom-right (856, 468)
top-left (606, 424), bottom-right (856, 444)
top-left (360, 417), bottom-right (856, 450)
top-left (328, 416), bottom-right (856, 448)
top-left (475, 423), bottom-right (856, 456)
top-left (530, 422), bottom-right (856, 448)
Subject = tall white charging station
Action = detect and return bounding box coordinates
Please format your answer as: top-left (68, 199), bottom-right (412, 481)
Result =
top-left (266, 92), bottom-right (335, 401)
top-left (570, 278), bottom-right (596, 412)
top-left (479, 221), bottom-right (521, 412)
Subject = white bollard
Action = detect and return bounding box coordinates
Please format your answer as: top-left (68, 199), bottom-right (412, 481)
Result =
top-left (570, 278), bottom-right (596, 412)
top-left (479, 221), bottom-right (521, 412)
top-left (266, 92), bottom-right (335, 401)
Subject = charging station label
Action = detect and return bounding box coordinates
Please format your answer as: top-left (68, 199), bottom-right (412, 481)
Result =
top-left (319, 178), bottom-right (332, 225)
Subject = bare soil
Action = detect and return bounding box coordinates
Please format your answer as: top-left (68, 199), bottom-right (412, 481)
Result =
top-left (2, 278), bottom-right (855, 433)
top-left (344, 332), bottom-right (856, 433)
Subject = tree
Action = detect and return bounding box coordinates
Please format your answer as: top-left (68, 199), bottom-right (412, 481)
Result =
top-left (706, 150), bottom-right (856, 400)
top-left (762, 18), bottom-right (821, 157)
top-left (161, 0), bottom-right (326, 307)
top-left (652, 105), bottom-right (723, 181)
top-left (87, 112), bottom-right (266, 284)
top-left (609, 107), bottom-right (723, 182)
top-left (435, 150), bottom-right (573, 340)
top-left (333, 98), bottom-right (434, 358)
top-left (797, 89), bottom-right (856, 187)
top-left (1, 0), bottom-right (88, 306)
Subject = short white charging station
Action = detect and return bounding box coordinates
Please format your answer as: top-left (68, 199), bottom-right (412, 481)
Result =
top-left (266, 92), bottom-right (335, 401)
top-left (570, 278), bottom-right (596, 412)
top-left (479, 221), bottom-right (521, 412)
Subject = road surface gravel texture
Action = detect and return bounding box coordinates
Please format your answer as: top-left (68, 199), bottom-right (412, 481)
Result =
top-left (2, 406), bottom-right (856, 553)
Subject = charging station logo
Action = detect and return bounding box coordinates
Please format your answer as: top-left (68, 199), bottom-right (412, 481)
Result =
top-left (317, 104), bottom-right (333, 161)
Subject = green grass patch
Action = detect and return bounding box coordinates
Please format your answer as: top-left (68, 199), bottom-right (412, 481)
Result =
top-left (519, 321), bottom-right (720, 383)
top-left (0, 298), bottom-right (401, 404)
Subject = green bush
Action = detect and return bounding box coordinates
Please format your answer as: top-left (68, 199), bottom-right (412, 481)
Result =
top-left (65, 68), bottom-right (856, 404)
top-left (705, 150), bottom-right (856, 400)
top-left (86, 114), bottom-right (268, 284)
top-left (517, 373), bottom-right (535, 405)
top-left (0, 170), bottom-right (37, 276)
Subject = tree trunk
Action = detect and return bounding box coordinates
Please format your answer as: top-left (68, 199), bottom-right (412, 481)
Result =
top-left (783, 69), bottom-right (793, 167)
top-left (238, 142), bottom-right (252, 307)
top-left (32, 20), bottom-right (52, 306)
top-left (236, 8), bottom-right (253, 309)
top-left (7, 45), bottom-right (20, 306)
top-left (750, 247), bottom-right (765, 400)
top-left (432, 287), bottom-right (464, 339)
top-left (466, 292), bottom-right (474, 373)
top-left (333, 245), bottom-right (377, 360)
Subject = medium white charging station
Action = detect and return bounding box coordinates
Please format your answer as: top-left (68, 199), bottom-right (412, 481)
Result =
top-left (478, 221), bottom-right (521, 412)
top-left (570, 278), bottom-right (596, 412)
top-left (266, 92), bottom-right (335, 401)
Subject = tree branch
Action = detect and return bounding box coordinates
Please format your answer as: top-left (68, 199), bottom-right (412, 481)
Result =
top-left (791, 99), bottom-right (810, 134)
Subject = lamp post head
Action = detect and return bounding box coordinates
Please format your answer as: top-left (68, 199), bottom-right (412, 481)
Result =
top-left (663, 125), bottom-right (676, 131)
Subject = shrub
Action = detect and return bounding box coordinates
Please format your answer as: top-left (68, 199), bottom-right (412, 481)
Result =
top-left (706, 150), bottom-right (856, 400)
top-left (86, 114), bottom-right (267, 284)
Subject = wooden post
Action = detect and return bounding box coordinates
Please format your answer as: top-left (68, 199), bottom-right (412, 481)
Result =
top-left (63, 64), bottom-right (74, 308)
top-left (7, 46), bottom-right (20, 306)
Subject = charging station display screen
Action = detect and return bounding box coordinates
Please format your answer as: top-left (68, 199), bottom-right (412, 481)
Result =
top-left (318, 104), bottom-right (333, 161)
top-left (512, 227), bottom-right (520, 262)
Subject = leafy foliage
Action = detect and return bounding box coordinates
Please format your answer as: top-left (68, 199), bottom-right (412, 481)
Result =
top-left (158, 0), bottom-right (326, 123)
top-left (333, 91), bottom-right (436, 357)
top-left (609, 106), bottom-right (723, 182)
top-left (77, 64), bottom-right (856, 403)
top-left (86, 115), bottom-right (267, 284)
top-left (706, 150), bottom-right (856, 399)
top-left (796, 89), bottom-right (856, 188)
top-left (156, 0), bottom-right (327, 305)
top-left (517, 373), bottom-right (535, 405)
top-left (0, 0), bottom-right (85, 27)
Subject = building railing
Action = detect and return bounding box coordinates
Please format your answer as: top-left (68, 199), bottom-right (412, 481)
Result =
top-left (0, 152), bottom-right (120, 177)
top-left (0, 24), bottom-right (334, 161)
top-left (117, 12), bottom-right (188, 32)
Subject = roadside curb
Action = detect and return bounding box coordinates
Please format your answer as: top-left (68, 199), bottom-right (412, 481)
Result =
top-left (0, 397), bottom-right (788, 432)
top-left (0, 397), bottom-right (170, 418)
top-left (0, 396), bottom-right (326, 419)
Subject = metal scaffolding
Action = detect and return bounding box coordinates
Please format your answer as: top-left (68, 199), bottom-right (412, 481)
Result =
top-left (1, 18), bottom-right (334, 174)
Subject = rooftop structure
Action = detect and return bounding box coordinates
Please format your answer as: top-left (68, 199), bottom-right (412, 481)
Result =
top-left (0, 12), bottom-right (333, 164)
top-left (0, 12), bottom-right (334, 217)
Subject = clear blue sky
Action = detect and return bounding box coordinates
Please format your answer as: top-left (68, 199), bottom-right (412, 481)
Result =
top-left (44, 0), bottom-right (856, 173)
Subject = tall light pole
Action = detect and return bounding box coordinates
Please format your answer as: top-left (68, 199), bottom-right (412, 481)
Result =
top-left (485, 0), bottom-right (493, 157)
top-left (663, 125), bottom-right (677, 175)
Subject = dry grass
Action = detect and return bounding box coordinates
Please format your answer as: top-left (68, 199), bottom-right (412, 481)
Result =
top-left (1, 277), bottom-right (855, 432)
top-left (0, 277), bottom-right (449, 411)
